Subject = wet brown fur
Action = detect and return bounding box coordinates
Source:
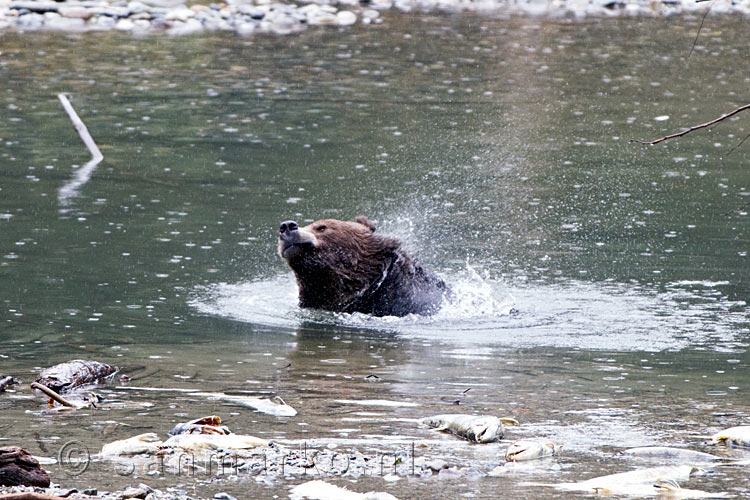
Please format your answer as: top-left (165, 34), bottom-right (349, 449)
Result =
top-left (279, 216), bottom-right (448, 316)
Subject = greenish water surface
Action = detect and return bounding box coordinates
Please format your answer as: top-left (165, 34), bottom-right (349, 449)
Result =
top-left (0, 14), bottom-right (748, 499)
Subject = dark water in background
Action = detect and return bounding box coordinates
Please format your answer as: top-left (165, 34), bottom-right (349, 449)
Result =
top-left (0, 13), bottom-right (749, 499)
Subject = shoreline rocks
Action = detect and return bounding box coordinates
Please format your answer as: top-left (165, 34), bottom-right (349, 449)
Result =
top-left (0, 0), bottom-right (747, 36)
top-left (0, 484), bottom-right (196, 500)
top-left (0, 447), bottom-right (50, 488)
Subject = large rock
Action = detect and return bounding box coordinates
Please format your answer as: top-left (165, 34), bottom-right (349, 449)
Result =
top-left (0, 446), bottom-right (50, 487)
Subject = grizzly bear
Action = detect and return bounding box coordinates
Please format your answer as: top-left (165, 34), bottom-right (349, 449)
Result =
top-left (278, 216), bottom-right (449, 317)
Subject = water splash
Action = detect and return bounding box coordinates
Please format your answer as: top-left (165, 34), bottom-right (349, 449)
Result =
top-left (190, 265), bottom-right (748, 351)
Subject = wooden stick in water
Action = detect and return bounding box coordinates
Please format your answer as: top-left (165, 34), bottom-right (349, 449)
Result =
top-left (57, 93), bottom-right (103, 162)
top-left (30, 382), bottom-right (75, 408)
top-left (57, 93), bottom-right (104, 207)
top-left (631, 103), bottom-right (750, 145)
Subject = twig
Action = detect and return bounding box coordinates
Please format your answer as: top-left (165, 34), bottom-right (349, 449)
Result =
top-left (57, 93), bottom-right (103, 208)
top-left (727, 131), bottom-right (750, 156)
top-left (631, 103), bottom-right (750, 145)
top-left (688, 0), bottom-right (714, 60)
top-left (30, 382), bottom-right (75, 408)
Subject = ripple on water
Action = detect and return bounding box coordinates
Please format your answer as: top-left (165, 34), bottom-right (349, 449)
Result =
top-left (190, 267), bottom-right (747, 351)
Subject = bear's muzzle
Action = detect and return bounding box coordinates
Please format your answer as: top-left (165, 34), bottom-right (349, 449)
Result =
top-left (278, 220), bottom-right (317, 260)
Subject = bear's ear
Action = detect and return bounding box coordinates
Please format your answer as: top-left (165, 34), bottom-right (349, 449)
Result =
top-left (355, 216), bottom-right (376, 233)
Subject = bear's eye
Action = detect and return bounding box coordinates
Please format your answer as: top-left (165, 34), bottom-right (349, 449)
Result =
top-left (315, 225), bottom-right (327, 232)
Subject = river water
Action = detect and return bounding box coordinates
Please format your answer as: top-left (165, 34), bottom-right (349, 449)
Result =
top-left (1, 13), bottom-right (749, 499)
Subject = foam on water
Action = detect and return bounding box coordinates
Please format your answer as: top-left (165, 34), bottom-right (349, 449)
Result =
top-left (191, 275), bottom-right (300, 330)
top-left (190, 266), bottom-right (748, 351)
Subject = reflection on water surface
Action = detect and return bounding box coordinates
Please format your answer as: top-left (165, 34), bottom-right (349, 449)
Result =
top-left (0, 12), bottom-right (748, 500)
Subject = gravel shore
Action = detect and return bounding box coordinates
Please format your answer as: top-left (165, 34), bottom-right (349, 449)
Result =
top-left (0, 443), bottom-right (457, 500)
top-left (0, 484), bottom-right (200, 500)
top-left (0, 0), bottom-right (747, 36)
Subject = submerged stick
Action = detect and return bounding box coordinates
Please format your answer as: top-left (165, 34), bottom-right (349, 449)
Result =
top-left (30, 382), bottom-right (75, 408)
top-left (57, 93), bottom-right (103, 162)
top-left (57, 93), bottom-right (103, 207)
top-left (631, 103), bottom-right (750, 145)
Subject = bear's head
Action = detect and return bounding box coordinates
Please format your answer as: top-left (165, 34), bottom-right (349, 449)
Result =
top-left (278, 216), bottom-right (401, 311)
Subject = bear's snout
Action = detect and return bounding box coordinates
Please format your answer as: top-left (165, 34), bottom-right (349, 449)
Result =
top-left (280, 220), bottom-right (299, 234)
top-left (278, 220), bottom-right (316, 260)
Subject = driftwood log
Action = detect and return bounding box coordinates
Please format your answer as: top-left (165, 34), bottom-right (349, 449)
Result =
top-left (0, 447), bottom-right (50, 488)
top-left (34, 360), bottom-right (117, 394)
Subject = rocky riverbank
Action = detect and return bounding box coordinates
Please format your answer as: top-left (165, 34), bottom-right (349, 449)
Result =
top-left (0, 0), bottom-right (747, 36)
top-left (0, 484), bottom-right (201, 500)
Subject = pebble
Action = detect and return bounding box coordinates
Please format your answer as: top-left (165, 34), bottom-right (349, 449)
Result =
top-left (58, 5), bottom-right (92, 18)
top-left (464, 467), bottom-right (485, 480)
top-left (164, 6), bottom-right (193, 21)
top-left (167, 16), bottom-right (202, 34)
top-left (370, 0), bottom-right (393, 9)
top-left (307, 10), bottom-right (338, 24)
top-left (487, 465), bottom-right (506, 477)
top-left (128, 1), bottom-right (149, 13)
top-left (237, 4), bottom-right (265, 17)
top-left (119, 486), bottom-right (149, 499)
top-left (438, 466), bottom-right (465, 479)
top-left (426, 458), bottom-right (448, 472)
top-left (235, 21), bottom-right (255, 34)
top-left (2, 0), bottom-right (746, 35)
top-left (114, 17), bottom-right (134, 29)
top-left (336, 9), bottom-right (356, 24)
top-left (16, 11), bottom-right (43, 27)
top-left (93, 14), bottom-right (115, 27)
top-left (45, 13), bottom-right (85, 28)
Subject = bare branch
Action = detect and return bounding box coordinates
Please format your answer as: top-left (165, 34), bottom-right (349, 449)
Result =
top-left (727, 131), bottom-right (750, 156)
top-left (688, 0), bottom-right (714, 60)
top-left (30, 382), bottom-right (75, 408)
top-left (631, 103), bottom-right (750, 145)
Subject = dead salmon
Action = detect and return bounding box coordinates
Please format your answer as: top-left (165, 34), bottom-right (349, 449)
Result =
top-left (505, 439), bottom-right (562, 462)
top-left (421, 414), bottom-right (517, 443)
